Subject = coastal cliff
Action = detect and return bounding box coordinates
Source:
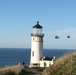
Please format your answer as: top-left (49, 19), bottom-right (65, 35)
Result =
top-left (42, 52), bottom-right (76, 75)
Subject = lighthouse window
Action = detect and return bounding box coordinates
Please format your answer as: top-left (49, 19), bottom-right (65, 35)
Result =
top-left (32, 51), bottom-right (34, 56)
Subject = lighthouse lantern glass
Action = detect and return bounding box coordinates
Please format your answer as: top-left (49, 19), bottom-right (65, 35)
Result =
top-left (33, 28), bottom-right (42, 35)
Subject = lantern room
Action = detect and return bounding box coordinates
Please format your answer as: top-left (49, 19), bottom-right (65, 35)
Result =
top-left (31, 21), bottom-right (44, 36)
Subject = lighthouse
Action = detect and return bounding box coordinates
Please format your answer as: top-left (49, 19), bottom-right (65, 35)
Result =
top-left (29, 21), bottom-right (44, 67)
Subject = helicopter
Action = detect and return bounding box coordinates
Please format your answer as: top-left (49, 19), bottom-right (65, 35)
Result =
top-left (55, 36), bottom-right (60, 39)
top-left (67, 35), bottom-right (71, 38)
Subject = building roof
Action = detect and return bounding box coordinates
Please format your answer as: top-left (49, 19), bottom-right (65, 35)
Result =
top-left (40, 56), bottom-right (53, 61)
top-left (33, 21), bottom-right (43, 28)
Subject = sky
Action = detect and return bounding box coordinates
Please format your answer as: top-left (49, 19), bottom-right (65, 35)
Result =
top-left (0, 0), bottom-right (76, 49)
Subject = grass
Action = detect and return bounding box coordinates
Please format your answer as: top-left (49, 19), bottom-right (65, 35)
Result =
top-left (0, 71), bottom-right (17, 75)
top-left (42, 52), bottom-right (76, 75)
top-left (0, 67), bottom-right (33, 75)
top-left (0, 69), bottom-right (33, 75)
top-left (18, 69), bottom-right (34, 75)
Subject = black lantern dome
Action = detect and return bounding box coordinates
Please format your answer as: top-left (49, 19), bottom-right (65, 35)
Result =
top-left (33, 21), bottom-right (43, 28)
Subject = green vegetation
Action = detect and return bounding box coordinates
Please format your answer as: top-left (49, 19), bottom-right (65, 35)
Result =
top-left (18, 69), bottom-right (33, 75)
top-left (42, 52), bottom-right (76, 75)
top-left (0, 68), bottom-right (33, 75)
top-left (0, 70), bottom-right (32, 75)
top-left (0, 71), bottom-right (16, 75)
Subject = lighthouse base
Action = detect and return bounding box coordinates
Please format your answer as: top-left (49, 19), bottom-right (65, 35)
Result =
top-left (29, 63), bottom-right (40, 68)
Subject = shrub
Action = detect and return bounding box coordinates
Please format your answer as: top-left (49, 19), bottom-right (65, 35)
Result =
top-left (19, 69), bottom-right (33, 75)
top-left (3, 71), bottom-right (16, 75)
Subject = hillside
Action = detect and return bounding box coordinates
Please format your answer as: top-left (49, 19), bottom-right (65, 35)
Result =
top-left (42, 52), bottom-right (76, 75)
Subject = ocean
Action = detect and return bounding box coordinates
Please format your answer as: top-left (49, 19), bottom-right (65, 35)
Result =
top-left (0, 48), bottom-right (75, 68)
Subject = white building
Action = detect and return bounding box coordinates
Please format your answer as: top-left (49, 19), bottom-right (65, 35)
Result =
top-left (40, 56), bottom-right (55, 67)
top-left (29, 21), bottom-right (55, 67)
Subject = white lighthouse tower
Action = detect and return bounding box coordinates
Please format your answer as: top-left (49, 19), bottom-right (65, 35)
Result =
top-left (29, 21), bottom-right (44, 67)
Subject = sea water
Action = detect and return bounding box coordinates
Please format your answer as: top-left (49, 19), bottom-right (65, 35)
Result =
top-left (0, 48), bottom-right (75, 68)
